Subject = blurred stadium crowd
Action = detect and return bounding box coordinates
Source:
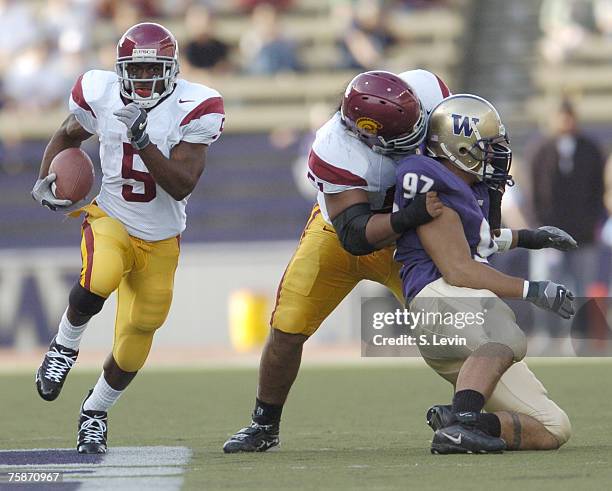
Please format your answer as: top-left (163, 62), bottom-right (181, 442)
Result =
top-left (0, 0), bottom-right (454, 113)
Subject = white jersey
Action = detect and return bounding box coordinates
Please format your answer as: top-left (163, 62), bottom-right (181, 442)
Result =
top-left (307, 112), bottom-right (398, 223)
top-left (69, 70), bottom-right (224, 241)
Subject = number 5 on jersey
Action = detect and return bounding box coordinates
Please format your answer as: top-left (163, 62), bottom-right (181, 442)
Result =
top-left (402, 172), bottom-right (434, 199)
top-left (121, 143), bottom-right (156, 202)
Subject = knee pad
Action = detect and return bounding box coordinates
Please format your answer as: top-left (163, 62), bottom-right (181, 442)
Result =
top-left (113, 330), bottom-right (154, 372)
top-left (129, 290), bottom-right (173, 332)
top-left (69, 283), bottom-right (106, 316)
top-left (546, 407), bottom-right (572, 446)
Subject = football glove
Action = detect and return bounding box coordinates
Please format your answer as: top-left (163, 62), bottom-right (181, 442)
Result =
top-left (517, 226), bottom-right (578, 251)
top-left (113, 103), bottom-right (150, 150)
top-left (31, 173), bottom-right (73, 211)
top-left (525, 280), bottom-right (575, 319)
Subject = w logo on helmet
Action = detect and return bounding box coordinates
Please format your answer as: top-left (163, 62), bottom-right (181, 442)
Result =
top-left (452, 114), bottom-right (480, 137)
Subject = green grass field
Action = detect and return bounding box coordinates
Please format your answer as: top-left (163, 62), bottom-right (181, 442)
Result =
top-left (2, 361), bottom-right (612, 490)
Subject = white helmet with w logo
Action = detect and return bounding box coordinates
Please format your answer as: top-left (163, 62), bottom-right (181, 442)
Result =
top-left (426, 94), bottom-right (513, 189)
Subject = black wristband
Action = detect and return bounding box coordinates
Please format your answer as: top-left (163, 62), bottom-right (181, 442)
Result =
top-left (517, 229), bottom-right (542, 250)
top-left (390, 194), bottom-right (433, 234)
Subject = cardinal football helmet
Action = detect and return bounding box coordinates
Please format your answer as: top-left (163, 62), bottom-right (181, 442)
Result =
top-left (116, 23), bottom-right (179, 109)
top-left (426, 94), bottom-right (513, 189)
top-left (341, 71), bottom-right (426, 155)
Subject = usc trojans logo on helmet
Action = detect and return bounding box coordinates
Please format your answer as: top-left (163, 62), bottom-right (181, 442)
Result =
top-left (355, 117), bottom-right (383, 135)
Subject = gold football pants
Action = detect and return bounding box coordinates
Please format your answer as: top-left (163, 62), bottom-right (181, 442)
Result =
top-left (271, 205), bottom-right (404, 336)
top-left (78, 204), bottom-right (180, 371)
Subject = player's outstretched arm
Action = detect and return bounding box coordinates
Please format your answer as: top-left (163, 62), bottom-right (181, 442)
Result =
top-left (325, 189), bottom-right (443, 255)
top-left (32, 114), bottom-right (93, 210)
top-left (114, 103), bottom-right (207, 201)
top-left (493, 226), bottom-right (578, 253)
top-left (515, 226), bottom-right (578, 251)
top-left (418, 207), bottom-right (574, 318)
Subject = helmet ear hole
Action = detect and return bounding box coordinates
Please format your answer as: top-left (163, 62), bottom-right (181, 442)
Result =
top-left (458, 146), bottom-right (468, 155)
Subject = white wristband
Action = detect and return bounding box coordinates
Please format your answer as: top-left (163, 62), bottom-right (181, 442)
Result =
top-left (493, 228), bottom-right (513, 252)
top-left (523, 280), bottom-right (530, 299)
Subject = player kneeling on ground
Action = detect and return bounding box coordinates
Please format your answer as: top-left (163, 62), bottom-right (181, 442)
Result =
top-left (32, 23), bottom-right (224, 454)
top-left (394, 94), bottom-right (576, 454)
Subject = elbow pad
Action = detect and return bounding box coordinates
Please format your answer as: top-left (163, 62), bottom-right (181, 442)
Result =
top-left (331, 202), bottom-right (376, 256)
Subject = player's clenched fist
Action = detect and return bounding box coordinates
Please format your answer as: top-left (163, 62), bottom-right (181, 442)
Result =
top-left (525, 280), bottom-right (575, 319)
top-left (114, 103), bottom-right (150, 150)
top-left (425, 191), bottom-right (443, 219)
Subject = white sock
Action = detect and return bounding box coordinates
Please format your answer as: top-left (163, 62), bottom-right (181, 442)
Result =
top-left (55, 308), bottom-right (88, 351)
top-left (83, 373), bottom-right (123, 412)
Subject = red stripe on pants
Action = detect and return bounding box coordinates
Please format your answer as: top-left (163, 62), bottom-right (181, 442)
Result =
top-left (82, 220), bottom-right (95, 291)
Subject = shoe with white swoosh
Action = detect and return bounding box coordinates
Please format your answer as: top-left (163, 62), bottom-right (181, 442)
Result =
top-left (431, 423), bottom-right (506, 454)
top-left (35, 336), bottom-right (78, 401)
top-left (223, 421), bottom-right (280, 453)
top-left (77, 389), bottom-right (108, 454)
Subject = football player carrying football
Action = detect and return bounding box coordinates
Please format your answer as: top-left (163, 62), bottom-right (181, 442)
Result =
top-left (223, 70), bottom-right (451, 453)
top-left (394, 94), bottom-right (576, 454)
top-left (32, 23), bottom-right (224, 453)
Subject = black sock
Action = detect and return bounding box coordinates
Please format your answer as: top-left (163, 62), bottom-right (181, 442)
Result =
top-left (252, 397), bottom-right (283, 426)
top-left (477, 413), bottom-right (501, 437)
top-left (452, 389), bottom-right (485, 413)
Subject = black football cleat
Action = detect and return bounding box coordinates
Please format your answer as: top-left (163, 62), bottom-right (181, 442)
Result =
top-left (77, 390), bottom-right (108, 454)
top-left (426, 405), bottom-right (481, 431)
top-left (223, 422), bottom-right (280, 453)
top-left (426, 404), bottom-right (454, 431)
top-left (431, 423), bottom-right (506, 454)
top-left (35, 337), bottom-right (78, 401)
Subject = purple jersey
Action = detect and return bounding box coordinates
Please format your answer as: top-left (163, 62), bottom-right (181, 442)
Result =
top-left (394, 154), bottom-right (497, 300)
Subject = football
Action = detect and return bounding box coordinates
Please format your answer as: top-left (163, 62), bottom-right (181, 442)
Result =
top-left (48, 147), bottom-right (95, 204)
